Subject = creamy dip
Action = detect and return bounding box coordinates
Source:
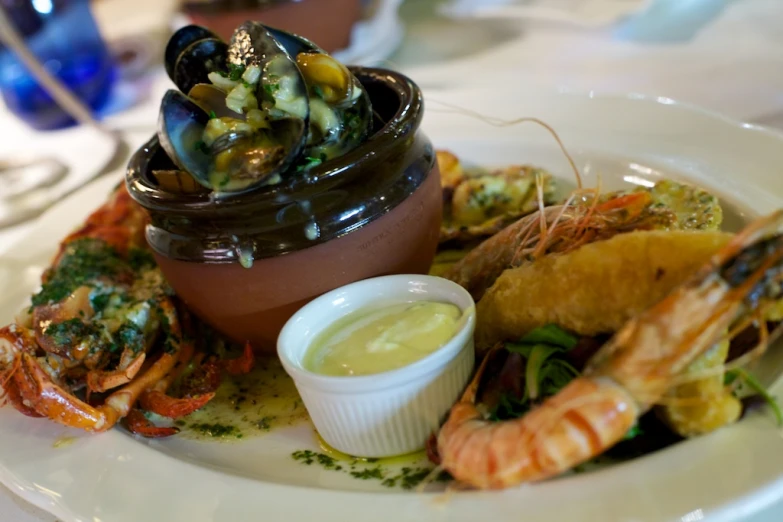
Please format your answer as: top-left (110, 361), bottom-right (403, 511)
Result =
top-left (303, 301), bottom-right (463, 376)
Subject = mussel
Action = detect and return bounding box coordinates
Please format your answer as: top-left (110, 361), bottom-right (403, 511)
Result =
top-left (159, 22), bottom-right (309, 193)
top-left (156, 22), bottom-right (373, 195)
top-left (165, 25), bottom-right (228, 95)
top-left (268, 27), bottom-right (373, 164)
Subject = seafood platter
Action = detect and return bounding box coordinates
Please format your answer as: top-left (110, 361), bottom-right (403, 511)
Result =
top-left (2, 19), bottom-right (783, 522)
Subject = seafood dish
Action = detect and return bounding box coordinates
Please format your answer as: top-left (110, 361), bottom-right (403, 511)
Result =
top-left (2, 20), bottom-right (783, 511)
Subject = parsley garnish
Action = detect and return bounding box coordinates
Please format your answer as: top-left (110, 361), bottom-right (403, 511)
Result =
top-left (295, 156), bottom-right (322, 173)
top-left (116, 323), bottom-right (145, 354)
top-left (128, 248), bottom-right (156, 272)
top-left (194, 140), bottom-right (210, 154)
top-left (263, 82), bottom-right (280, 96)
top-left (45, 318), bottom-right (102, 347)
top-left (209, 110), bottom-right (217, 119)
top-left (227, 63), bottom-right (245, 81)
top-left (32, 239), bottom-right (127, 307)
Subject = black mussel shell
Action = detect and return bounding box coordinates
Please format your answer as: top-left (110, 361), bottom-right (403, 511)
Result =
top-left (171, 37), bottom-right (229, 95)
top-left (164, 25), bottom-right (221, 83)
top-left (265, 26), bottom-right (323, 56)
top-left (157, 89), bottom-right (212, 185)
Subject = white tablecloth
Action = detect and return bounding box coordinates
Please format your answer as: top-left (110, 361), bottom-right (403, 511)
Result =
top-left (2, 0), bottom-right (783, 519)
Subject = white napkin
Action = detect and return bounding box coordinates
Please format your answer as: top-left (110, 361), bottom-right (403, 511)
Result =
top-left (439, 0), bottom-right (652, 28)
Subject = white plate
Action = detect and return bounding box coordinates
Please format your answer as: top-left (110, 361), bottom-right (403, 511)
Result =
top-left (2, 89), bottom-right (783, 522)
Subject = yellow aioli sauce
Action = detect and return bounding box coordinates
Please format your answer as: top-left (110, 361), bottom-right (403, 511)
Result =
top-left (303, 301), bottom-right (464, 376)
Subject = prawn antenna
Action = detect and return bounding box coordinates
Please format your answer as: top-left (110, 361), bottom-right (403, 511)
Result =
top-left (427, 99), bottom-right (583, 189)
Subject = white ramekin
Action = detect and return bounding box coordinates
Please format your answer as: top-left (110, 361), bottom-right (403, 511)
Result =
top-left (277, 274), bottom-right (476, 458)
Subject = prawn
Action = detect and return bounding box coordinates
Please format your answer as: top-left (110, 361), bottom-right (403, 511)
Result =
top-left (443, 189), bottom-right (674, 301)
top-left (436, 210), bottom-right (783, 489)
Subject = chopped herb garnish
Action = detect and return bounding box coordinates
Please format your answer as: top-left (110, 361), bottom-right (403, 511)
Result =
top-left (32, 239), bottom-right (128, 307)
top-left (189, 422), bottom-right (241, 438)
top-left (295, 156), bottom-right (322, 172)
top-left (209, 110), bottom-right (217, 119)
top-left (128, 248), bottom-right (156, 272)
top-left (263, 82), bottom-right (280, 96)
top-left (350, 467), bottom-right (384, 480)
top-left (194, 140), bottom-right (210, 154)
top-left (116, 322), bottom-right (145, 354)
top-left (292, 449), bottom-right (316, 465)
top-left (312, 85), bottom-right (325, 100)
top-left (45, 318), bottom-right (102, 347)
top-left (227, 63), bottom-right (246, 81)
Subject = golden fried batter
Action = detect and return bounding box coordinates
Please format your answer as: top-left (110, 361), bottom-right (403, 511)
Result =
top-left (475, 229), bottom-right (734, 354)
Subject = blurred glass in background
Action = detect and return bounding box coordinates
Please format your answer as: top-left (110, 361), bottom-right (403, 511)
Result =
top-left (0, 0), bottom-right (115, 130)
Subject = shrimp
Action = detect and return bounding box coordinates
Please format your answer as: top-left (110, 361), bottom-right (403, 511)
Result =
top-left (436, 210), bottom-right (783, 489)
top-left (444, 190), bottom-right (673, 301)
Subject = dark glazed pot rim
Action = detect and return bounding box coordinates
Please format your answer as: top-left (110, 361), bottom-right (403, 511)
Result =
top-left (126, 67), bottom-right (435, 264)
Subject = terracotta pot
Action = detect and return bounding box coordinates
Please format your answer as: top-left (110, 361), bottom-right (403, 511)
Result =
top-left (126, 68), bottom-right (442, 353)
top-left (180, 0), bottom-right (363, 54)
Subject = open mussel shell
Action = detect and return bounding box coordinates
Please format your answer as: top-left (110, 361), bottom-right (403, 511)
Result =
top-left (265, 26), bottom-right (323, 55)
top-left (164, 25), bottom-right (221, 83)
top-left (173, 38), bottom-right (229, 95)
top-left (157, 90), bottom-right (212, 186)
top-left (261, 25), bottom-right (373, 163)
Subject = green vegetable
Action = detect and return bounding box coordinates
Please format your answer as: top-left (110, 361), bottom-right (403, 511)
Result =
top-left (208, 110), bottom-right (217, 119)
top-left (518, 323), bottom-right (578, 349)
top-left (726, 368), bottom-right (783, 426)
top-left (492, 325), bottom-right (580, 421)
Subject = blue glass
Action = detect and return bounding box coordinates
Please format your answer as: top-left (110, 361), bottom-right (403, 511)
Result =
top-left (0, 0), bottom-right (115, 130)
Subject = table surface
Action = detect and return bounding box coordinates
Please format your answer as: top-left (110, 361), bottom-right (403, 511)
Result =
top-left (2, 0), bottom-right (783, 520)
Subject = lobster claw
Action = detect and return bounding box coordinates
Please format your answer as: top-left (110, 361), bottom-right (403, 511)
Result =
top-left (123, 409), bottom-right (180, 438)
top-left (223, 341), bottom-right (255, 376)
